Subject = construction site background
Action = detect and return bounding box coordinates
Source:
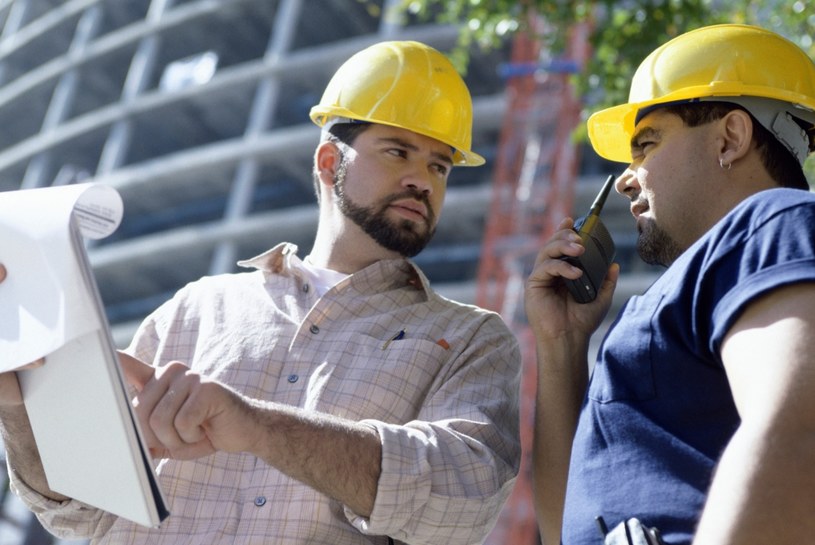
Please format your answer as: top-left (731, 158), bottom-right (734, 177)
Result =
top-left (0, 1), bottom-right (659, 544)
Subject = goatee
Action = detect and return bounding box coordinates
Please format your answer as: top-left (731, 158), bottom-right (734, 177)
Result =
top-left (637, 217), bottom-right (683, 267)
top-left (333, 171), bottom-right (436, 258)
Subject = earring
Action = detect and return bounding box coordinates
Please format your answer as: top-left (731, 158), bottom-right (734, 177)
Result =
top-left (719, 157), bottom-right (731, 170)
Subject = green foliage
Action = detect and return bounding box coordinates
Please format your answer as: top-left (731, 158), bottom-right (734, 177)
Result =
top-left (390, 0), bottom-right (815, 184)
top-left (581, 1), bottom-right (717, 108)
top-left (394, 1), bottom-right (814, 105)
top-left (393, 0), bottom-right (525, 73)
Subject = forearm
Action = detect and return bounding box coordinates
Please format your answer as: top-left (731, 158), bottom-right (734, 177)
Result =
top-left (122, 353), bottom-right (382, 516)
top-left (694, 423), bottom-right (815, 544)
top-left (246, 400), bottom-right (381, 516)
top-left (0, 404), bottom-right (69, 502)
top-left (532, 335), bottom-right (590, 545)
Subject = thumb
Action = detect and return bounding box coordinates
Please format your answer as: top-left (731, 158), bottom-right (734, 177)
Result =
top-left (117, 351), bottom-right (154, 391)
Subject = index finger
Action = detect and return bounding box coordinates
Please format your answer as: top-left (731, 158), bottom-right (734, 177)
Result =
top-left (117, 351), bottom-right (155, 391)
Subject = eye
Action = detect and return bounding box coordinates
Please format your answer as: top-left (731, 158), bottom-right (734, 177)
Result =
top-left (431, 163), bottom-right (450, 177)
top-left (631, 140), bottom-right (656, 159)
top-left (386, 147), bottom-right (408, 158)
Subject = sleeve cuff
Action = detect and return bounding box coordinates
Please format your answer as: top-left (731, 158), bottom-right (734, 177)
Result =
top-left (7, 459), bottom-right (109, 540)
top-left (344, 420), bottom-right (433, 536)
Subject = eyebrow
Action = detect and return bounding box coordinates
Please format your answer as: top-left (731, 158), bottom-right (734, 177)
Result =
top-left (630, 126), bottom-right (662, 149)
top-left (377, 137), bottom-right (454, 165)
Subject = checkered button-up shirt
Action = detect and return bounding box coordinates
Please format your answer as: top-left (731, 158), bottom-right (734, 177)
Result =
top-left (13, 243), bottom-right (521, 545)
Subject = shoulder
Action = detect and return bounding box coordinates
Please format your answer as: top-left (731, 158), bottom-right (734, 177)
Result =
top-left (686, 188), bottom-right (815, 355)
top-left (179, 270), bottom-right (266, 297)
top-left (409, 261), bottom-right (515, 337)
top-left (429, 289), bottom-right (506, 323)
top-left (725, 187), bottom-right (815, 231)
top-left (425, 290), bottom-right (518, 351)
top-left (684, 188), bottom-right (815, 266)
top-left (150, 271), bottom-right (270, 319)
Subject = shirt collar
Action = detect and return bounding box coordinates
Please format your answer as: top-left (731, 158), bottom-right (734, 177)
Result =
top-left (237, 242), bottom-right (433, 296)
top-left (237, 242), bottom-right (299, 274)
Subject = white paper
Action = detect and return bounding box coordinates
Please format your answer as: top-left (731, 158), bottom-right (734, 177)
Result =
top-left (0, 183), bottom-right (168, 527)
top-left (0, 183), bottom-right (122, 369)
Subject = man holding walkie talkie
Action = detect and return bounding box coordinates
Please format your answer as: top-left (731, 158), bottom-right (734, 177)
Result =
top-left (525, 24), bottom-right (815, 545)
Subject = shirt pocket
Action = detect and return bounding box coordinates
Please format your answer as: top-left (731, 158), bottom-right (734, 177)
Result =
top-left (315, 333), bottom-right (451, 422)
top-left (588, 293), bottom-right (663, 403)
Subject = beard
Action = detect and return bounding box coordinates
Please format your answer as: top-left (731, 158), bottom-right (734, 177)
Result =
top-left (637, 217), bottom-right (683, 267)
top-left (333, 164), bottom-right (436, 258)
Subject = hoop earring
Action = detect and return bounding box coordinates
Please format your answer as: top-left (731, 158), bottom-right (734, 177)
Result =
top-left (719, 157), bottom-right (731, 170)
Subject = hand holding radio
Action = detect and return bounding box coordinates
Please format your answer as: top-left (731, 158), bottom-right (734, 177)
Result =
top-left (560, 175), bottom-right (617, 303)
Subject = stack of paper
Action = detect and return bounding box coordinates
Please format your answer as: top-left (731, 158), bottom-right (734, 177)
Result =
top-left (0, 183), bottom-right (168, 527)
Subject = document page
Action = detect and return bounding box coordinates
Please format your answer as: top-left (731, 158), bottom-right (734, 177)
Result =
top-left (0, 183), bottom-right (169, 527)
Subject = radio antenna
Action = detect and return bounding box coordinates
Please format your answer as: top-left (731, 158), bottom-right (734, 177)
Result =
top-left (589, 174), bottom-right (616, 217)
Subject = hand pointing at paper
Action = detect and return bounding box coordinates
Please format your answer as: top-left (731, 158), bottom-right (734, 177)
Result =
top-left (2, 257), bottom-right (380, 517)
top-left (117, 352), bottom-right (256, 461)
top-left (116, 349), bottom-right (381, 517)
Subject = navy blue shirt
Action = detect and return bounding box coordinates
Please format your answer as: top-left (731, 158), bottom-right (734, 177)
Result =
top-left (562, 188), bottom-right (815, 544)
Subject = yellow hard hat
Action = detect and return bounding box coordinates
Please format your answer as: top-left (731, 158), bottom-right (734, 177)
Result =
top-left (587, 24), bottom-right (815, 164)
top-left (310, 40), bottom-right (484, 167)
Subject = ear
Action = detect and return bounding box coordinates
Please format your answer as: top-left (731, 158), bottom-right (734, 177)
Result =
top-left (315, 141), bottom-right (341, 188)
top-left (718, 109), bottom-right (753, 167)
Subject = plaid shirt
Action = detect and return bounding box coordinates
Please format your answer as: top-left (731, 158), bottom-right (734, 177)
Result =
top-left (13, 243), bottom-right (521, 545)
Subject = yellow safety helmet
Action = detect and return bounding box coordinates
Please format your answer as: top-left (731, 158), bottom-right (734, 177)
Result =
top-left (310, 40), bottom-right (485, 167)
top-left (587, 24), bottom-right (815, 165)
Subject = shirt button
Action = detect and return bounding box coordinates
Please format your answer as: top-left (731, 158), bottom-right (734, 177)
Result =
top-left (302, 283), bottom-right (310, 293)
top-left (309, 324), bottom-right (319, 334)
top-left (254, 496), bottom-right (267, 507)
top-left (287, 374), bottom-right (298, 383)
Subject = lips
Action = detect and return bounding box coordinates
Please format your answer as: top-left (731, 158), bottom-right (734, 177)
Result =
top-left (630, 199), bottom-right (649, 220)
top-left (391, 199), bottom-right (428, 221)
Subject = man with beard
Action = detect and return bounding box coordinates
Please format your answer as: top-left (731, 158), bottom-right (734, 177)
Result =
top-left (525, 24), bottom-right (815, 545)
top-left (0, 41), bottom-right (521, 545)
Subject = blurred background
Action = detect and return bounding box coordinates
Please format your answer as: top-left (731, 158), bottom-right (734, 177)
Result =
top-left (0, 1), bottom-right (810, 544)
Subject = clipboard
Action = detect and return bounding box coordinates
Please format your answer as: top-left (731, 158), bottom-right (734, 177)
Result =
top-left (0, 183), bottom-right (169, 527)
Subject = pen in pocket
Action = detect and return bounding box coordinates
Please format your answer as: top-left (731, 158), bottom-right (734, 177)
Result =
top-left (381, 329), bottom-right (405, 350)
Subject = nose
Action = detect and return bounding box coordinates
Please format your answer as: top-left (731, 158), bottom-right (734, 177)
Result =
top-left (614, 168), bottom-right (639, 197)
top-left (402, 168), bottom-right (435, 196)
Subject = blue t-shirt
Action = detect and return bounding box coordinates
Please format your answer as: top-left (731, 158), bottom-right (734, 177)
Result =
top-left (562, 188), bottom-right (815, 544)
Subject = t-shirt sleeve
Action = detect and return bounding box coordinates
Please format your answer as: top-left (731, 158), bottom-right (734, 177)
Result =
top-left (706, 199), bottom-right (815, 356)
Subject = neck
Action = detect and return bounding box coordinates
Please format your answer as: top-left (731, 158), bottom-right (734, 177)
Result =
top-left (720, 156), bottom-right (778, 207)
top-left (311, 184), bottom-right (405, 273)
top-left (310, 223), bottom-right (402, 274)
top-left (687, 156), bottom-right (777, 248)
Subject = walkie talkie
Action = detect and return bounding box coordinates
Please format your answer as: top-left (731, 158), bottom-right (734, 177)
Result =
top-left (562, 174), bottom-right (617, 303)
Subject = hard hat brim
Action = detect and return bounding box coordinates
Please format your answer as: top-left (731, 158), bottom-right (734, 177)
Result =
top-left (311, 107), bottom-right (486, 167)
top-left (588, 82), bottom-right (815, 164)
top-left (309, 41), bottom-right (485, 168)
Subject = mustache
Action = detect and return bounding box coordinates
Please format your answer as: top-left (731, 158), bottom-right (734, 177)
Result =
top-left (382, 189), bottom-right (435, 223)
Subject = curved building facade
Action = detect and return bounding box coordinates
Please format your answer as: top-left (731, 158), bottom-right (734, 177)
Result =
top-left (0, 2), bottom-right (655, 544)
top-left (0, 2), bottom-right (513, 543)
top-left (0, 0), bottom-right (509, 347)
